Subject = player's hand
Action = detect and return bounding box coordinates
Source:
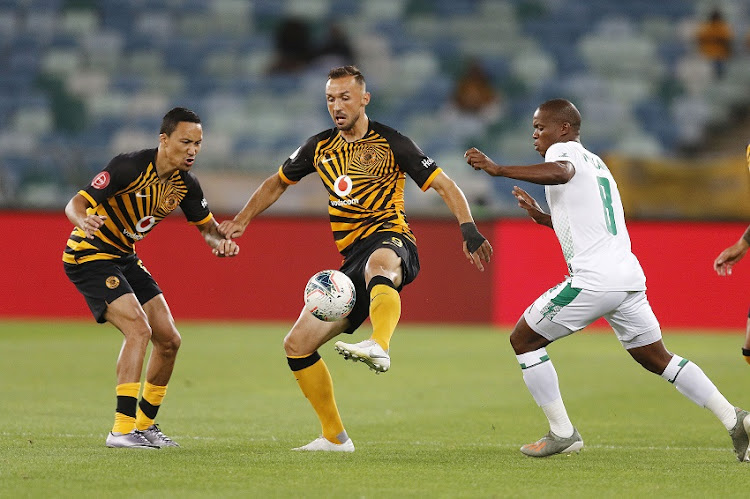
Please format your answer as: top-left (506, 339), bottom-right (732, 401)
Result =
top-left (460, 222), bottom-right (492, 272)
top-left (512, 186), bottom-right (549, 225)
top-left (213, 238), bottom-right (240, 257)
top-left (462, 239), bottom-right (493, 272)
top-left (713, 241), bottom-right (748, 276)
top-left (217, 220), bottom-right (246, 239)
top-left (464, 147), bottom-right (500, 176)
top-left (80, 215), bottom-right (107, 239)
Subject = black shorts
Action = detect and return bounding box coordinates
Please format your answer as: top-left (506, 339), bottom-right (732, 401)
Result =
top-left (339, 232), bottom-right (420, 334)
top-left (63, 254), bottom-right (162, 323)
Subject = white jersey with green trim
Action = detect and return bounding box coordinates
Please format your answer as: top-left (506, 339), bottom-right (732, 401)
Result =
top-left (544, 141), bottom-right (646, 291)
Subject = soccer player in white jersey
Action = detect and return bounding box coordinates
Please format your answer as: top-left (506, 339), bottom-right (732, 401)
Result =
top-left (465, 98), bottom-right (750, 461)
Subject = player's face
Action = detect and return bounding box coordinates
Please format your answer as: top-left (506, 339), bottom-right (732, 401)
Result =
top-left (326, 76), bottom-right (370, 132)
top-left (160, 121), bottom-right (203, 171)
top-left (532, 108), bottom-right (567, 157)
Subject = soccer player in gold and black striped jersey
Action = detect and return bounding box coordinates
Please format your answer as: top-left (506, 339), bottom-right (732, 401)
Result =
top-left (219, 66), bottom-right (493, 452)
top-left (63, 107), bottom-right (239, 448)
top-left (713, 144), bottom-right (750, 366)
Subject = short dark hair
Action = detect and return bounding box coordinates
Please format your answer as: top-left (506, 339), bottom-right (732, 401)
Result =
top-left (327, 65), bottom-right (366, 86)
top-left (538, 99), bottom-right (581, 133)
top-left (160, 107), bottom-right (201, 136)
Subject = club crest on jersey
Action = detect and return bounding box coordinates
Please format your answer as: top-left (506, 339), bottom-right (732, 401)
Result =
top-left (91, 172), bottom-right (110, 189)
top-left (105, 276), bottom-right (120, 289)
top-left (333, 175), bottom-right (353, 197)
top-left (162, 193), bottom-right (179, 212)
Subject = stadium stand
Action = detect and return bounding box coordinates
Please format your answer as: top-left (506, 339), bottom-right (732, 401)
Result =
top-left (0, 0), bottom-right (748, 218)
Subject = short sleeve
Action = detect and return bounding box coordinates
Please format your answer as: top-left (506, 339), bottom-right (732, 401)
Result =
top-left (80, 155), bottom-right (139, 206)
top-left (180, 172), bottom-right (212, 225)
top-left (280, 135), bottom-right (318, 184)
top-left (388, 130), bottom-right (442, 191)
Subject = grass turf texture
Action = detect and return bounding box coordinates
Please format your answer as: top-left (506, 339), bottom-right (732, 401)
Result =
top-left (0, 320), bottom-right (748, 497)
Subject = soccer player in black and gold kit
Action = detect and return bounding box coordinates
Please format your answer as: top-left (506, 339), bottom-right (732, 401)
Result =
top-left (63, 107), bottom-right (239, 448)
top-left (713, 145), bottom-right (750, 366)
top-left (219, 66), bottom-right (493, 452)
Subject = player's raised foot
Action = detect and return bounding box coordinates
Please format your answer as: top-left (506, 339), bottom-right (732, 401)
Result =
top-left (105, 429), bottom-right (159, 449)
top-left (334, 339), bottom-right (390, 373)
top-left (292, 436), bottom-right (355, 452)
top-left (142, 424), bottom-right (180, 448)
top-left (729, 407), bottom-right (750, 462)
top-left (520, 428), bottom-right (583, 457)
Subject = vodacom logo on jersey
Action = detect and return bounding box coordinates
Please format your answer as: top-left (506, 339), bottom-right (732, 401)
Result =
top-left (333, 175), bottom-right (353, 197)
top-left (135, 216), bottom-right (156, 233)
top-left (331, 175), bottom-right (359, 207)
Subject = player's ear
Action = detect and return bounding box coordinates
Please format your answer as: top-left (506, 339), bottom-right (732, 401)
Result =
top-left (362, 92), bottom-right (371, 106)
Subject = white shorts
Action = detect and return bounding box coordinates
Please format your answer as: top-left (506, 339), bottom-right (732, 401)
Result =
top-left (524, 279), bottom-right (661, 349)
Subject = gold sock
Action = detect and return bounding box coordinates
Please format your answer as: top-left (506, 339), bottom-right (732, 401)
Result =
top-left (289, 354), bottom-right (346, 444)
top-left (135, 382), bottom-right (168, 431)
top-left (369, 281), bottom-right (401, 351)
top-left (112, 382), bottom-right (141, 434)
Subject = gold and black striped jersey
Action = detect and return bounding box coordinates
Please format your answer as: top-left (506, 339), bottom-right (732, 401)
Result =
top-left (63, 148), bottom-right (212, 264)
top-left (279, 120), bottom-right (442, 256)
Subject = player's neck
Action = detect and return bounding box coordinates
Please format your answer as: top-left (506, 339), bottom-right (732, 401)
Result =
top-left (339, 115), bottom-right (369, 142)
top-left (154, 148), bottom-right (177, 180)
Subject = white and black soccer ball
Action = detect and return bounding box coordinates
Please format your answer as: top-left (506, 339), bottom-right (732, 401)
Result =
top-left (304, 270), bottom-right (356, 322)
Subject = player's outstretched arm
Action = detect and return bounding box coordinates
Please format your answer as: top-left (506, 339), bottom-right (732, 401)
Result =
top-left (464, 147), bottom-right (574, 185)
top-left (512, 186), bottom-right (553, 228)
top-left (217, 173), bottom-right (289, 239)
top-left (714, 225), bottom-right (750, 276)
top-left (64, 193), bottom-right (107, 240)
top-left (197, 217), bottom-right (240, 257)
top-left (429, 171), bottom-right (493, 272)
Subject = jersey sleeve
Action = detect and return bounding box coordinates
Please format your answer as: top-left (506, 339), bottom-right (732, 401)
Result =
top-left (389, 131), bottom-right (442, 191)
top-left (180, 172), bottom-right (213, 225)
top-left (79, 154), bottom-right (139, 206)
top-left (279, 135), bottom-right (318, 184)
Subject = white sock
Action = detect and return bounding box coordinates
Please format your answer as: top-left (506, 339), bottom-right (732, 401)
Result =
top-left (541, 397), bottom-right (575, 438)
top-left (517, 348), bottom-right (573, 437)
top-left (704, 391), bottom-right (737, 431)
top-left (660, 355), bottom-right (717, 407)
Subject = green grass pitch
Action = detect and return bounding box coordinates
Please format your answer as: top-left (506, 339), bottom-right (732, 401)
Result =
top-left (1, 320), bottom-right (748, 497)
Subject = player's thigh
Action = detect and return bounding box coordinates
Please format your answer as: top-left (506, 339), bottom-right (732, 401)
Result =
top-left (604, 291), bottom-right (661, 349)
top-left (525, 282), bottom-right (624, 341)
top-left (142, 294), bottom-right (181, 348)
top-left (365, 247), bottom-right (403, 286)
top-left (122, 257), bottom-right (163, 308)
top-left (284, 307), bottom-right (350, 356)
top-left (104, 292), bottom-right (150, 338)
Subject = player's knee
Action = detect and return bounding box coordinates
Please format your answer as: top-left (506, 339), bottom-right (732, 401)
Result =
top-left (283, 332), bottom-right (300, 356)
top-left (114, 309), bottom-right (152, 343)
top-left (509, 330), bottom-right (524, 354)
top-left (155, 329), bottom-right (181, 357)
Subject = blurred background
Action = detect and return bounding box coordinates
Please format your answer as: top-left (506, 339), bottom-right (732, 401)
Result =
top-left (0, 0), bottom-right (748, 219)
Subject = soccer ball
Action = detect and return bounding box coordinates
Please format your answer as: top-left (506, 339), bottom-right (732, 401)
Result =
top-left (304, 270), bottom-right (356, 322)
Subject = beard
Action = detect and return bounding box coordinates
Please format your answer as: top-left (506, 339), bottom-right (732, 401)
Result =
top-left (336, 114), bottom-right (359, 131)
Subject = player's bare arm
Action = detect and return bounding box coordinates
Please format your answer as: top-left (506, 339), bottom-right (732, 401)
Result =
top-left (64, 193), bottom-right (107, 240)
top-left (429, 171), bottom-right (493, 271)
top-left (197, 218), bottom-right (240, 257)
top-left (512, 186), bottom-right (553, 228)
top-left (714, 224), bottom-right (750, 276)
top-left (464, 147), bottom-right (575, 185)
top-left (218, 173), bottom-right (289, 239)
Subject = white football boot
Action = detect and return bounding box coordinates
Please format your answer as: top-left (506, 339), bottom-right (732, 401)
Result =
top-left (334, 339), bottom-right (390, 373)
top-left (292, 436), bottom-right (355, 452)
